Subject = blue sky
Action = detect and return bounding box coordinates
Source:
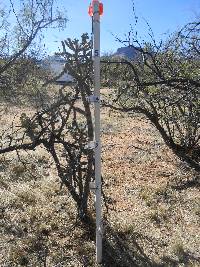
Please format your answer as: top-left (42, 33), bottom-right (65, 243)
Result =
top-left (3, 0), bottom-right (200, 55)
top-left (44, 0), bottom-right (199, 54)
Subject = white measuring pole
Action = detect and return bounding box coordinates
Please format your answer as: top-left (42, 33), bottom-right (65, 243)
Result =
top-left (90, 0), bottom-right (102, 264)
top-left (93, 3), bottom-right (102, 264)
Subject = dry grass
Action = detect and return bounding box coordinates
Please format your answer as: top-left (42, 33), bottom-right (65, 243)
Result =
top-left (0, 103), bottom-right (199, 266)
top-left (101, 109), bottom-right (200, 267)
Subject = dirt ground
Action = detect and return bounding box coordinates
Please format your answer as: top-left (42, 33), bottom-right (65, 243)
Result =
top-left (0, 103), bottom-right (199, 266)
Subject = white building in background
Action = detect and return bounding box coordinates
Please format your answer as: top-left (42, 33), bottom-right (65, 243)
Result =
top-left (43, 55), bottom-right (74, 84)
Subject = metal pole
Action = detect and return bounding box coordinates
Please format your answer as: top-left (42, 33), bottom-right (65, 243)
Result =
top-left (92, 0), bottom-right (102, 264)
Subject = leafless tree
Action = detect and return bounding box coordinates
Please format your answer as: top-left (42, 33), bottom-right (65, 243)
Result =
top-left (101, 20), bottom-right (200, 173)
top-left (0, 0), bottom-right (66, 102)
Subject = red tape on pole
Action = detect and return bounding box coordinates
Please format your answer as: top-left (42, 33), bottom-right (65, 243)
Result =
top-left (88, 1), bottom-right (103, 16)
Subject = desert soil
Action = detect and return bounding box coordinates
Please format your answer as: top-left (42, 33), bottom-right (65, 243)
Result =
top-left (0, 104), bottom-right (199, 266)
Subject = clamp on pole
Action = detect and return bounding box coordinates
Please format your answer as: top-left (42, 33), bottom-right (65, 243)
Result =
top-left (85, 141), bottom-right (99, 150)
top-left (87, 95), bottom-right (100, 103)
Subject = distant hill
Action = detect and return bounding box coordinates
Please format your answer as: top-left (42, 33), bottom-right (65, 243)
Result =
top-left (113, 46), bottom-right (140, 60)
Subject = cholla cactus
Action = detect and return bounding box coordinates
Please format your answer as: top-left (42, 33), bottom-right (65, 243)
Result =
top-left (0, 34), bottom-right (95, 221)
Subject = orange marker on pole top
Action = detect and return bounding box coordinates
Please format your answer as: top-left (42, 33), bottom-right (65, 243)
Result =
top-left (88, 0), bottom-right (103, 16)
